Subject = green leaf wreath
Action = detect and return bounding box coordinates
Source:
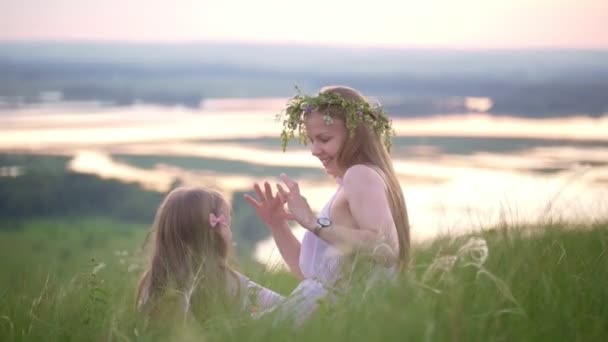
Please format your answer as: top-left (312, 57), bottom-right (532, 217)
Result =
top-left (276, 86), bottom-right (395, 152)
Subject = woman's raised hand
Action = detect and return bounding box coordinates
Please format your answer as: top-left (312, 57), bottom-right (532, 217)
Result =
top-left (244, 181), bottom-right (294, 228)
top-left (276, 173), bottom-right (317, 231)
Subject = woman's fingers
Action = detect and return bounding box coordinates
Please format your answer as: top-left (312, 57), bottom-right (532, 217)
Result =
top-left (279, 173), bottom-right (299, 193)
top-left (276, 187), bottom-right (284, 202)
top-left (276, 187), bottom-right (287, 204)
top-left (284, 211), bottom-right (295, 221)
top-left (275, 187), bottom-right (293, 220)
top-left (276, 183), bottom-right (289, 199)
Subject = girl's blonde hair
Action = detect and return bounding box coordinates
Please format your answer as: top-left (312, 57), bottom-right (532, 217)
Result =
top-left (136, 187), bottom-right (239, 319)
top-left (317, 85), bottom-right (411, 268)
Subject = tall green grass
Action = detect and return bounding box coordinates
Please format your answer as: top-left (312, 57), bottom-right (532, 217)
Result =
top-left (0, 219), bottom-right (606, 341)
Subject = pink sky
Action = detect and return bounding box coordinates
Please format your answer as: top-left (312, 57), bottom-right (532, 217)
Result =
top-left (1, 0), bottom-right (607, 48)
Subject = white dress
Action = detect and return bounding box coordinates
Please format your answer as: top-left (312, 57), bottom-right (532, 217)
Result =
top-left (277, 180), bottom-right (346, 322)
top-left (265, 170), bottom-right (399, 325)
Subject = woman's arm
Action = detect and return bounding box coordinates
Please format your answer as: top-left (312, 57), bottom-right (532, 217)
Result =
top-left (278, 167), bottom-right (399, 265)
top-left (244, 181), bottom-right (304, 280)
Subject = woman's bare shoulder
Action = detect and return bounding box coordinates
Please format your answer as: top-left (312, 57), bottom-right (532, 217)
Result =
top-left (342, 164), bottom-right (384, 189)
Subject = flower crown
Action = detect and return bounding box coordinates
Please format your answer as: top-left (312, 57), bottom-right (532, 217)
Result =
top-left (276, 87), bottom-right (395, 152)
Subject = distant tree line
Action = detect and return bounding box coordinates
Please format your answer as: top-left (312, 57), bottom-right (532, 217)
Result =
top-left (0, 168), bottom-right (164, 224)
top-left (0, 154), bottom-right (271, 255)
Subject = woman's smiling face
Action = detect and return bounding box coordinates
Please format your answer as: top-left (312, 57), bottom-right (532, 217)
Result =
top-left (305, 111), bottom-right (348, 177)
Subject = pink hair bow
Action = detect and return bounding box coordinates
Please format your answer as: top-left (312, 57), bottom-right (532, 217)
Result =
top-left (209, 213), bottom-right (227, 228)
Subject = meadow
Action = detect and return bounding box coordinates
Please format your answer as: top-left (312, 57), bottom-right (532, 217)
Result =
top-left (0, 216), bottom-right (606, 341)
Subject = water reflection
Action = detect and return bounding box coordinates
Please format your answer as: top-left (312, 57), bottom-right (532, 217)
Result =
top-left (1, 103), bottom-right (607, 267)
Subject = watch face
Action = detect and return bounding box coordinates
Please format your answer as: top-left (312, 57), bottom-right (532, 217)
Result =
top-left (317, 217), bottom-right (332, 227)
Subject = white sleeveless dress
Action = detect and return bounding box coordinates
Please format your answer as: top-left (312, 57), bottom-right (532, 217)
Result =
top-left (266, 170), bottom-right (398, 325)
top-left (271, 179), bottom-right (346, 324)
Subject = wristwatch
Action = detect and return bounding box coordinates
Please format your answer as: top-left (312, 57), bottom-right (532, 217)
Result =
top-left (313, 217), bottom-right (332, 236)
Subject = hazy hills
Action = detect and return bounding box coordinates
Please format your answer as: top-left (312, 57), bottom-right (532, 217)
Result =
top-left (1, 41), bottom-right (607, 117)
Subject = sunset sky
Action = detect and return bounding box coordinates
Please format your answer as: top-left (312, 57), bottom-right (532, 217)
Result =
top-left (1, 0), bottom-right (607, 48)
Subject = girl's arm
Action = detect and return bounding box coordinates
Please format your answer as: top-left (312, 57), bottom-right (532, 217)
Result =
top-left (234, 272), bottom-right (285, 312)
top-left (244, 182), bottom-right (305, 280)
top-left (267, 221), bottom-right (304, 280)
top-left (247, 279), bottom-right (285, 311)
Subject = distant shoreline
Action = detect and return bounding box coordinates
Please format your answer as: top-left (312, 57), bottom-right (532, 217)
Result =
top-left (1, 42), bottom-right (607, 117)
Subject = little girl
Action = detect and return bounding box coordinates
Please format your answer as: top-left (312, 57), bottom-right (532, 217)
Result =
top-left (136, 186), bottom-right (284, 321)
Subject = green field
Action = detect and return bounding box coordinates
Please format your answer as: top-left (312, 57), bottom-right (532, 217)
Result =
top-left (1, 153), bottom-right (607, 341)
top-left (1, 218), bottom-right (606, 341)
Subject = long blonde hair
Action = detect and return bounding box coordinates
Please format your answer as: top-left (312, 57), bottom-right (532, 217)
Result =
top-left (318, 85), bottom-right (411, 268)
top-left (136, 187), bottom-right (239, 318)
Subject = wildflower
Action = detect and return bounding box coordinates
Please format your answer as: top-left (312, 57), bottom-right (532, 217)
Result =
top-left (422, 256), bottom-right (457, 282)
top-left (457, 238), bottom-right (488, 268)
top-left (92, 263), bottom-right (106, 275)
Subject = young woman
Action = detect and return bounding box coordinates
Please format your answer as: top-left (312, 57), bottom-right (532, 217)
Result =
top-left (245, 85), bottom-right (410, 323)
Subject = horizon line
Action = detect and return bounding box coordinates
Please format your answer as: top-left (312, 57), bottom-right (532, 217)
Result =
top-left (1, 38), bottom-right (607, 52)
